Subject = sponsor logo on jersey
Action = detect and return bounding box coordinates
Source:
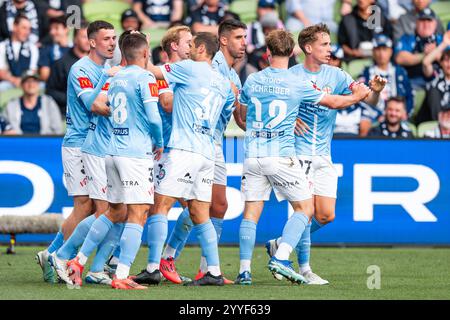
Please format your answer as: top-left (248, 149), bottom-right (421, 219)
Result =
top-left (113, 128), bottom-right (129, 135)
top-left (66, 116), bottom-right (72, 125)
top-left (78, 77), bottom-right (93, 89)
top-left (165, 64), bottom-right (171, 72)
top-left (121, 180), bottom-right (139, 187)
top-left (149, 83), bottom-right (159, 97)
top-left (157, 80), bottom-right (169, 90)
top-left (101, 82), bottom-right (110, 91)
top-left (89, 122), bottom-right (96, 131)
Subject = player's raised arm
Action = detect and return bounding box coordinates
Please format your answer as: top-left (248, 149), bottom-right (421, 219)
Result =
top-left (319, 82), bottom-right (371, 109)
top-left (364, 75), bottom-right (388, 106)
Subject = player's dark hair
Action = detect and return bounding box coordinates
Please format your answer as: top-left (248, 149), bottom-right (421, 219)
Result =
top-left (266, 30), bottom-right (295, 57)
top-left (74, 20), bottom-right (89, 38)
top-left (298, 23), bottom-right (330, 54)
top-left (13, 13), bottom-right (29, 25)
top-left (218, 19), bottom-right (247, 37)
top-left (121, 33), bottom-right (148, 62)
top-left (193, 32), bottom-right (219, 59)
top-left (118, 30), bottom-right (144, 52)
top-left (87, 20), bottom-right (114, 39)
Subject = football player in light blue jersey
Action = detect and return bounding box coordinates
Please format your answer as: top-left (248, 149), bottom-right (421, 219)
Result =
top-left (147, 32), bottom-right (236, 286)
top-left (236, 29), bottom-right (371, 285)
top-left (38, 21), bottom-right (120, 285)
top-left (62, 31), bottom-right (138, 287)
top-left (131, 26), bottom-right (194, 285)
top-left (94, 33), bottom-right (163, 290)
top-left (266, 24), bottom-right (387, 285)
top-left (159, 19), bottom-right (247, 284)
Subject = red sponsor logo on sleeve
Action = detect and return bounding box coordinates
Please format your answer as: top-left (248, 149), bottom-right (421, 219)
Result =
top-left (157, 79), bottom-right (169, 90)
top-left (101, 82), bottom-right (110, 91)
top-left (78, 77), bottom-right (93, 89)
top-left (164, 64), bottom-right (171, 72)
top-left (149, 83), bottom-right (159, 97)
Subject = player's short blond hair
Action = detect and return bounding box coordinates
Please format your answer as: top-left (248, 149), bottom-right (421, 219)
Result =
top-left (161, 26), bottom-right (191, 56)
top-left (265, 30), bottom-right (295, 57)
top-left (298, 23), bottom-right (330, 54)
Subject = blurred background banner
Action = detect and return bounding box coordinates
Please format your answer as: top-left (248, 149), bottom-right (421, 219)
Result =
top-left (0, 136), bottom-right (449, 245)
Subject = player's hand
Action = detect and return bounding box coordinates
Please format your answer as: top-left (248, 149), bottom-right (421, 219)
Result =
top-left (294, 117), bottom-right (310, 136)
top-left (107, 66), bottom-right (122, 77)
top-left (351, 82), bottom-right (371, 101)
top-left (153, 147), bottom-right (163, 161)
top-left (368, 75), bottom-right (387, 93)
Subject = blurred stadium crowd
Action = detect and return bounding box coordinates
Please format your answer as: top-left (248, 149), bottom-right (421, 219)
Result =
top-left (0, 0), bottom-right (449, 138)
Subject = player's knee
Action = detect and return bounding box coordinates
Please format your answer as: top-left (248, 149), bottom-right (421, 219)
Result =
top-left (316, 211), bottom-right (335, 225)
top-left (210, 199), bottom-right (228, 218)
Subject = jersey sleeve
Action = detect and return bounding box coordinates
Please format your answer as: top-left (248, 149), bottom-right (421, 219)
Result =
top-left (334, 68), bottom-right (355, 95)
top-left (139, 72), bottom-right (159, 104)
top-left (69, 66), bottom-right (95, 98)
top-left (159, 59), bottom-right (193, 86)
top-left (157, 79), bottom-right (172, 95)
top-left (225, 85), bottom-right (236, 110)
top-left (100, 77), bottom-right (111, 95)
top-left (238, 77), bottom-right (251, 106)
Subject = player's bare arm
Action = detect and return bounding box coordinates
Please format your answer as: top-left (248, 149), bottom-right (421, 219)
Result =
top-left (159, 92), bottom-right (173, 113)
top-left (320, 83), bottom-right (371, 109)
top-left (91, 93), bottom-right (110, 116)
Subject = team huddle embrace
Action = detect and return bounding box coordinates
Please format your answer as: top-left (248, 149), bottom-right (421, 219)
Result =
top-left (35, 19), bottom-right (387, 290)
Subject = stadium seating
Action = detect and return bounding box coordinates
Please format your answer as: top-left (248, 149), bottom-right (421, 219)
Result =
top-left (417, 121), bottom-right (438, 138)
top-left (411, 88), bottom-right (426, 121)
top-left (230, 0), bottom-right (257, 24)
top-left (431, 1), bottom-right (450, 27)
top-left (405, 122), bottom-right (417, 137)
top-left (344, 58), bottom-right (372, 79)
top-left (0, 88), bottom-right (23, 111)
top-left (83, 0), bottom-right (131, 31)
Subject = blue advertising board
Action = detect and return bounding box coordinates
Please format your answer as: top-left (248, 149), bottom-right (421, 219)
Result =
top-left (0, 136), bottom-right (449, 245)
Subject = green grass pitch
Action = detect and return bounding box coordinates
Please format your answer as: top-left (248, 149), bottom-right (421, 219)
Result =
top-left (0, 246), bottom-right (449, 300)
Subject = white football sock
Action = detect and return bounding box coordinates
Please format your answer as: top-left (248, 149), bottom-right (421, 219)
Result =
top-left (207, 265), bottom-right (221, 277)
top-left (77, 252), bottom-right (88, 266)
top-left (274, 242), bottom-right (293, 261)
top-left (239, 259), bottom-right (251, 274)
top-left (300, 265), bottom-right (312, 274)
top-left (163, 245), bottom-right (176, 259)
top-left (146, 263), bottom-right (159, 273)
top-left (276, 237), bottom-right (282, 247)
top-left (199, 256), bottom-right (208, 273)
top-left (115, 263), bottom-right (130, 280)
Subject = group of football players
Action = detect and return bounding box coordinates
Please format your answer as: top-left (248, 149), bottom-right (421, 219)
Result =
top-left (35, 18), bottom-right (386, 289)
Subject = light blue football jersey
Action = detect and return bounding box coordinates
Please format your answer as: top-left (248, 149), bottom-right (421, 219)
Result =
top-left (107, 65), bottom-right (161, 159)
top-left (63, 56), bottom-right (110, 148)
top-left (212, 50), bottom-right (241, 143)
top-left (289, 64), bottom-right (354, 156)
top-left (156, 79), bottom-right (174, 153)
top-left (81, 78), bottom-right (111, 157)
top-left (239, 67), bottom-right (325, 158)
top-left (160, 59), bottom-right (235, 161)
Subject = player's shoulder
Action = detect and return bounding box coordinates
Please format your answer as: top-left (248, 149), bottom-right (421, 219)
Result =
top-left (69, 57), bottom-right (92, 76)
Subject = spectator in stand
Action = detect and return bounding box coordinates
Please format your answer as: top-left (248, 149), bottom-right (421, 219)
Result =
top-left (338, 0), bottom-right (393, 61)
top-left (46, 0), bottom-right (83, 19)
top-left (4, 70), bottom-right (62, 134)
top-left (328, 44), bottom-right (373, 136)
top-left (423, 104), bottom-right (450, 139)
top-left (187, 0), bottom-right (227, 34)
top-left (108, 9), bottom-right (142, 66)
top-left (359, 34), bottom-right (413, 119)
top-left (395, 8), bottom-right (443, 89)
top-left (415, 34), bottom-right (450, 124)
top-left (0, 0), bottom-right (49, 45)
top-left (186, 0), bottom-right (230, 14)
top-left (394, 0), bottom-right (444, 41)
top-left (38, 16), bottom-right (71, 82)
top-left (0, 14), bottom-right (39, 90)
top-left (369, 96), bottom-right (414, 138)
top-left (45, 22), bottom-right (89, 116)
top-left (133, 0), bottom-right (183, 29)
top-left (0, 114), bottom-right (15, 134)
top-left (285, 0), bottom-right (338, 33)
top-left (246, 0), bottom-right (283, 56)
